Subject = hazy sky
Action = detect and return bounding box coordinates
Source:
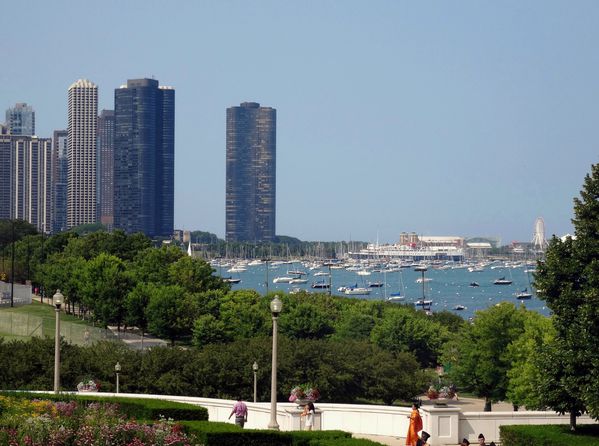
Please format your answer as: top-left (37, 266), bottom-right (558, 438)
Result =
top-left (2, 1), bottom-right (598, 244)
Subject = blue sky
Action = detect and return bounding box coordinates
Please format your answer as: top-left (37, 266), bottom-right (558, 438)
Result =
top-left (2, 1), bottom-right (598, 244)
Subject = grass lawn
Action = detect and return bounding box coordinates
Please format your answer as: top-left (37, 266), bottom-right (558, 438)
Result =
top-left (0, 300), bottom-right (97, 341)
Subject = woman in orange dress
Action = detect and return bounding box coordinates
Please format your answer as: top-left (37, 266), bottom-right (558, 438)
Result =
top-left (406, 403), bottom-right (423, 446)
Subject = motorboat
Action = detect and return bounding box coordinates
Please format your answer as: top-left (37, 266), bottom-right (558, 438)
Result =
top-left (493, 277), bottom-right (513, 285)
top-left (311, 281), bottom-right (330, 289)
top-left (469, 282), bottom-right (480, 287)
top-left (356, 270), bottom-right (372, 276)
top-left (516, 288), bottom-right (533, 299)
top-left (344, 287), bottom-right (371, 295)
top-left (222, 277), bottom-right (241, 284)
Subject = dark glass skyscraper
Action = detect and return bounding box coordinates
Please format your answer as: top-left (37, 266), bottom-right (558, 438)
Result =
top-left (114, 78), bottom-right (174, 238)
top-left (52, 130), bottom-right (68, 233)
top-left (226, 102), bottom-right (276, 242)
top-left (97, 109), bottom-right (115, 227)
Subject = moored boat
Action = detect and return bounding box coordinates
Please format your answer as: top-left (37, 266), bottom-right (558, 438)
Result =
top-left (494, 277), bottom-right (512, 285)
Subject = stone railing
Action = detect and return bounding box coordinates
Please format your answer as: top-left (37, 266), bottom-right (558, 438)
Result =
top-left (35, 392), bottom-right (598, 445)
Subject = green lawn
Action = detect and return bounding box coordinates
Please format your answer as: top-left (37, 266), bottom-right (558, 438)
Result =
top-left (0, 301), bottom-right (105, 343)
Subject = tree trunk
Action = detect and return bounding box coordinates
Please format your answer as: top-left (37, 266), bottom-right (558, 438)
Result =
top-left (484, 398), bottom-right (492, 412)
top-left (570, 411), bottom-right (577, 431)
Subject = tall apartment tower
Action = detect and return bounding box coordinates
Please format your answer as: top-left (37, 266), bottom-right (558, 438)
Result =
top-left (67, 79), bottom-right (98, 228)
top-left (0, 135), bottom-right (52, 232)
top-left (5, 103), bottom-right (35, 136)
top-left (225, 102), bottom-right (276, 242)
top-left (52, 130), bottom-right (68, 233)
top-left (97, 109), bottom-right (115, 227)
top-left (114, 78), bottom-right (175, 238)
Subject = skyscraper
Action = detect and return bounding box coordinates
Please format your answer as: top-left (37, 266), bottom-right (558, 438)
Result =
top-left (5, 103), bottom-right (35, 136)
top-left (114, 78), bottom-right (174, 237)
top-left (97, 109), bottom-right (115, 227)
top-left (226, 102), bottom-right (276, 242)
top-left (52, 130), bottom-right (68, 233)
top-left (67, 79), bottom-right (98, 228)
top-left (0, 135), bottom-right (52, 232)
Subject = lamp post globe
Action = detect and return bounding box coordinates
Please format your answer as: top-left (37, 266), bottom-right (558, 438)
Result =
top-left (115, 362), bottom-right (121, 394)
top-left (268, 295), bottom-right (283, 430)
top-left (53, 289), bottom-right (64, 394)
top-left (253, 361), bottom-right (259, 403)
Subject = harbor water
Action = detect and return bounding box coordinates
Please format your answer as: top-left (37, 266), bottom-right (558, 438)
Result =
top-left (214, 261), bottom-right (549, 319)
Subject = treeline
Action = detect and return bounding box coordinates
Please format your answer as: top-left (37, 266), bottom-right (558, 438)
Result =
top-left (0, 337), bottom-right (427, 405)
top-left (189, 231), bottom-right (367, 259)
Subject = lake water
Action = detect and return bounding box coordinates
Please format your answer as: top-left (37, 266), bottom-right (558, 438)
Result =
top-left (215, 262), bottom-right (549, 319)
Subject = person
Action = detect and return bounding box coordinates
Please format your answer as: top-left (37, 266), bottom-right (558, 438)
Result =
top-left (477, 433), bottom-right (495, 446)
top-left (228, 397), bottom-right (248, 428)
top-left (406, 403), bottom-right (423, 446)
top-left (301, 401), bottom-right (316, 431)
top-left (416, 431), bottom-right (430, 446)
top-left (460, 438), bottom-right (470, 446)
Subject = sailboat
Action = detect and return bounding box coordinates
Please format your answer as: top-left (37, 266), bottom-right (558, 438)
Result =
top-left (515, 288), bottom-right (532, 299)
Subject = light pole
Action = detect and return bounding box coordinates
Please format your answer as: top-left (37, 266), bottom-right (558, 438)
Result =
top-left (115, 362), bottom-right (121, 393)
top-left (268, 295), bottom-right (283, 430)
top-left (253, 361), bottom-right (259, 403)
top-left (53, 289), bottom-right (63, 394)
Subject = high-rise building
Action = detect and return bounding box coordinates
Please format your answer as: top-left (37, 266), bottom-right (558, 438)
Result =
top-left (52, 130), bottom-right (68, 233)
top-left (97, 109), bottom-right (115, 227)
top-left (114, 78), bottom-right (175, 237)
top-left (5, 103), bottom-right (35, 136)
top-left (67, 79), bottom-right (98, 228)
top-left (0, 135), bottom-right (52, 232)
top-left (226, 102), bottom-right (276, 242)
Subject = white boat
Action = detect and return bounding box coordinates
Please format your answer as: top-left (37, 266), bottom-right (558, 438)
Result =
top-left (494, 277), bottom-right (513, 285)
top-left (387, 295), bottom-right (404, 302)
top-left (344, 287), bottom-right (371, 295)
top-left (356, 270), bottom-right (371, 276)
top-left (516, 288), bottom-right (533, 299)
top-left (314, 271), bottom-right (330, 277)
top-left (273, 276), bottom-right (294, 283)
top-left (289, 278), bottom-right (308, 284)
top-left (228, 265), bottom-right (247, 273)
top-left (453, 304), bottom-right (466, 311)
top-left (415, 277), bottom-right (432, 283)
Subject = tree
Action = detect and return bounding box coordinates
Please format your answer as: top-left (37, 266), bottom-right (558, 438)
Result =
top-left (168, 256), bottom-right (230, 293)
top-left (146, 284), bottom-right (192, 345)
top-left (81, 253), bottom-right (132, 328)
top-left (505, 311), bottom-right (555, 409)
top-left (534, 163), bottom-right (599, 428)
top-left (447, 302), bottom-right (526, 411)
top-left (370, 306), bottom-right (447, 367)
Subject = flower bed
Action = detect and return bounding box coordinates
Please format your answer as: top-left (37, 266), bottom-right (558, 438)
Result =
top-left (0, 395), bottom-right (197, 446)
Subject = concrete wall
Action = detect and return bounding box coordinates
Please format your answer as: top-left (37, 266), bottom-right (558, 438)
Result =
top-left (56, 392), bottom-right (598, 445)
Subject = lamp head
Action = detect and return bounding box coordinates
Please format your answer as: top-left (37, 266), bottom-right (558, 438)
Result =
top-left (270, 295), bottom-right (283, 316)
top-left (115, 362), bottom-right (121, 372)
top-left (253, 361), bottom-right (259, 371)
top-left (53, 289), bottom-right (64, 308)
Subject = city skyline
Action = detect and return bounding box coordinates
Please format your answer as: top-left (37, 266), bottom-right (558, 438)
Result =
top-left (1, 1), bottom-right (598, 243)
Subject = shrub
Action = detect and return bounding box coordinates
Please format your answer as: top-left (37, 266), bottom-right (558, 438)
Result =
top-left (500, 424), bottom-right (599, 446)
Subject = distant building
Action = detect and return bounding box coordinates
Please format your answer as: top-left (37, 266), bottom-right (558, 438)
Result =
top-left (67, 79), bottom-right (98, 228)
top-left (52, 130), bottom-right (68, 233)
top-left (97, 109), bottom-right (115, 227)
top-left (226, 102), bottom-right (276, 242)
top-left (0, 135), bottom-right (52, 232)
top-left (5, 103), bottom-right (35, 136)
top-left (114, 78), bottom-right (175, 238)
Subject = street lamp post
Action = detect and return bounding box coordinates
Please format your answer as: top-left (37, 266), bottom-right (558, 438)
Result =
top-left (53, 289), bottom-right (63, 394)
top-left (253, 361), bottom-right (259, 403)
top-left (115, 362), bottom-right (121, 393)
top-left (268, 295), bottom-right (283, 430)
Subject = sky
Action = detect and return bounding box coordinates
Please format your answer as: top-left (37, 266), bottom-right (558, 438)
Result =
top-left (1, 1), bottom-right (598, 244)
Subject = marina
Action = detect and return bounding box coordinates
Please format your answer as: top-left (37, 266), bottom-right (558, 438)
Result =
top-left (210, 259), bottom-right (548, 319)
